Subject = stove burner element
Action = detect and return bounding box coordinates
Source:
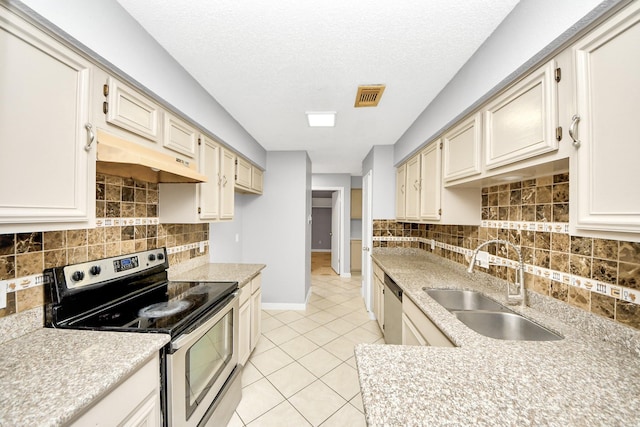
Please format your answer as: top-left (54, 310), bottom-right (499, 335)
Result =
top-left (138, 300), bottom-right (192, 318)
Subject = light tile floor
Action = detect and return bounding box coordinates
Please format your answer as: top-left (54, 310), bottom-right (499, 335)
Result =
top-left (227, 273), bottom-right (382, 426)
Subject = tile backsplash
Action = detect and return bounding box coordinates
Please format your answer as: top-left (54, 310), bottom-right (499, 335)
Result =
top-left (0, 173), bottom-right (209, 320)
top-left (373, 172), bottom-right (640, 330)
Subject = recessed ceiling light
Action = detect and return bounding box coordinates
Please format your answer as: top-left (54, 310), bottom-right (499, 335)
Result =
top-left (306, 112), bottom-right (336, 127)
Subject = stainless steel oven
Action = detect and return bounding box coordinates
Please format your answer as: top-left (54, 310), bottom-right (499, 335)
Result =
top-left (44, 248), bottom-right (242, 426)
top-left (166, 291), bottom-right (239, 426)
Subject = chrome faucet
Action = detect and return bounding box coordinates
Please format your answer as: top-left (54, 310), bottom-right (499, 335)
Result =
top-left (467, 239), bottom-right (525, 306)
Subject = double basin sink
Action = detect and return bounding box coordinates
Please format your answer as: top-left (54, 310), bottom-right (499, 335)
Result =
top-left (424, 288), bottom-right (562, 341)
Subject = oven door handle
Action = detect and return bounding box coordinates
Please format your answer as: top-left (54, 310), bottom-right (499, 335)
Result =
top-left (171, 293), bottom-right (238, 352)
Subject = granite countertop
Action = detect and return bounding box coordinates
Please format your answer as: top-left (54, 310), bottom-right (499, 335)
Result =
top-left (356, 248), bottom-right (640, 426)
top-left (0, 328), bottom-right (169, 426)
top-left (169, 262), bottom-right (266, 288)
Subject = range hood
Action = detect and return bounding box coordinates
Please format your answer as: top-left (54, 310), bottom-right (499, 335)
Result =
top-left (96, 130), bottom-right (207, 183)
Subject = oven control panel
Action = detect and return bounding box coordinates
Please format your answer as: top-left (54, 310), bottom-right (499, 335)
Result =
top-left (62, 248), bottom-right (168, 290)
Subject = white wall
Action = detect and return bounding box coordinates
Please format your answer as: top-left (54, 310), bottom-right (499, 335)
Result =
top-left (240, 151), bottom-right (311, 307)
top-left (394, 0), bottom-right (624, 164)
top-left (362, 145), bottom-right (396, 219)
top-left (16, 0), bottom-right (267, 168)
top-left (209, 193), bottom-right (248, 263)
top-left (312, 173), bottom-right (352, 274)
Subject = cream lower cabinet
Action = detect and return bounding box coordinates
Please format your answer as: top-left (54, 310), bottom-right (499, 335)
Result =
top-left (238, 285), bottom-right (252, 365)
top-left (250, 274), bottom-right (262, 350)
top-left (372, 262), bottom-right (384, 331)
top-left (0, 5), bottom-right (95, 233)
top-left (70, 354), bottom-right (161, 426)
top-left (402, 296), bottom-right (453, 347)
top-left (350, 240), bottom-right (362, 272)
top-left (239, 273), bottom-right (262, 366)
top-left (570, 1), bottom-right (640, 237)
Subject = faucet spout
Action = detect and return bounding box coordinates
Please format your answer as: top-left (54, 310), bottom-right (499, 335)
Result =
top-left (467, 239), bottom-right (525, 306)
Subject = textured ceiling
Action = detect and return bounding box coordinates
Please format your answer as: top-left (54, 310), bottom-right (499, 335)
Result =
top-left (117, 0), bottom-right (519, 175)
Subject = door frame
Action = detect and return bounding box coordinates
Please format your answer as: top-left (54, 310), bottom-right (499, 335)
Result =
top-left (362, 171), bottom-right (374, 315)
top-left (312, 186), bottom-right (346, 277)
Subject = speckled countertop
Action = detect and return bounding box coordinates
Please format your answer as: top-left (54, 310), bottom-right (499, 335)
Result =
top-left (168, 262), bottom-right (266, 288)
top-left (356, 248), bottom-right (640, 426)
top-left (0, 328), bottom-right (169, 426)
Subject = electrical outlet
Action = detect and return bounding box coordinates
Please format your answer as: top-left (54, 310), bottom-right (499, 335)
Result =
top-left (475, 250), bottom-right (489, 268)
top-left (430, 239), bottom-right (435, 250)
top-left (199, 241), bottom-right (205, 253)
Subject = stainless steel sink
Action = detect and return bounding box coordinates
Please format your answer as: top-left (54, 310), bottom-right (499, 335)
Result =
top-left (424, 288), bottom-right (509, 312)
top-left (423, 288), bottom-right (563, 341)
top-left (453, 311), bottom-right (563, 341)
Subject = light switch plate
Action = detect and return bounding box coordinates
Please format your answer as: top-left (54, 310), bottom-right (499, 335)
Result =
top-left (475, 250), bottom-right (489, 268)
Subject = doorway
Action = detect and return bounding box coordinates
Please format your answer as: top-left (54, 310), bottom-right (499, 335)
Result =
top-left (311, 188), bottom-right (344, 276)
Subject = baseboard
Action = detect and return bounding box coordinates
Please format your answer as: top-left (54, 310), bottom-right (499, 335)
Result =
top-left (311, 249), bottom-right (331, 253)
top-left (340, 273), bottom-right (351, 278)
top-left (262, 302), bottom-right (307, 311)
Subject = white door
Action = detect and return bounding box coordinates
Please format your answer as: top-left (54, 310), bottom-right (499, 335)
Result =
top-left (331, 192), bottom-right (341, 274)
top-left (362, 171), bottom-right (373, 313)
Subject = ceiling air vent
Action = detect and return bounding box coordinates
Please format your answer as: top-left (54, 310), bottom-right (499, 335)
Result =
top-left (354, 85), bottom-right (386, 108)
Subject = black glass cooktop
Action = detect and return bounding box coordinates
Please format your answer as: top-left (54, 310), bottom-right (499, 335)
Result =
top-left (59, 281), bottom-right (237, 337)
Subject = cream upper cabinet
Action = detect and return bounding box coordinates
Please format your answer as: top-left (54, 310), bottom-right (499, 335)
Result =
top-left (570, 1), bottom-right (640, 237)
top-left (484, 60), bottom-right (559, 170)
top-left (0, 6), bottom-right (95, 233)
top-left (351, 189), bottom-right (362, 219)
top-left (252, 167), bottom-right (264, 194)
top-left (442, 112), bottom-right (482, 183)
top-left (419, 142), bottom-right (442, 221)
top-left (397, 141), bottom-right (480, 226)
top-left (158, 134), bottom-right (224, 222)
top-left (163, 112), bottom-right (198, 158)
top-left (220, 148), bottom-right (236, 220)
top-left (234, 156), bottom-right (264, 195)
top-left (104, 77), bottom-right (160, 142)
top-left (395, 163), bottom-right (407, 220)
top-left (235, 157), bottom-right (252, 189)
top-left (405, 154), bottom-right (421, 221)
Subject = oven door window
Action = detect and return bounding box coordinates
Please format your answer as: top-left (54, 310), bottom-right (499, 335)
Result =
top-left (185, 310), bottom-right (233, 418)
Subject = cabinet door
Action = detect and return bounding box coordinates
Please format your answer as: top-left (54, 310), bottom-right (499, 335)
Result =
top-left (443, 113), bottom-right (482, 182)
top-left (484, 60), bottom-right (558, 169)
top-left (163, 112), bottom-right (197, 158)
top-left (419, 142), bottom-right (442, 221)
top-left (251, 167), bottom-right (264, 194)
top-left (402, 313), bottom-right (427, 346)
top-left (105, 77), bottom-right (160, 141)
top-left (220, 148), bottom-right (235, 220)
top-left (395, 164), bottom-right (407, 220)
top-left (235, 157), bottom-right (252, 189)
top-left (238, 299), bottom-right (251, 366)
top-left (250, 287), bottom-right (262, 351)
top-left (0, 8), bottom-right (94, 232)
top-left (350, 240), bottom-right (362, 272)
top-left (373, 275), bottom-right (384, 331)
top-left (405, 154), bottom-right (421, 220)
top-left (199, 136), bottom-right (221, 220)
top-left (350, 189), bottom-right (362, 219)
top-left (572, 2), bottom-right (640, 234)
